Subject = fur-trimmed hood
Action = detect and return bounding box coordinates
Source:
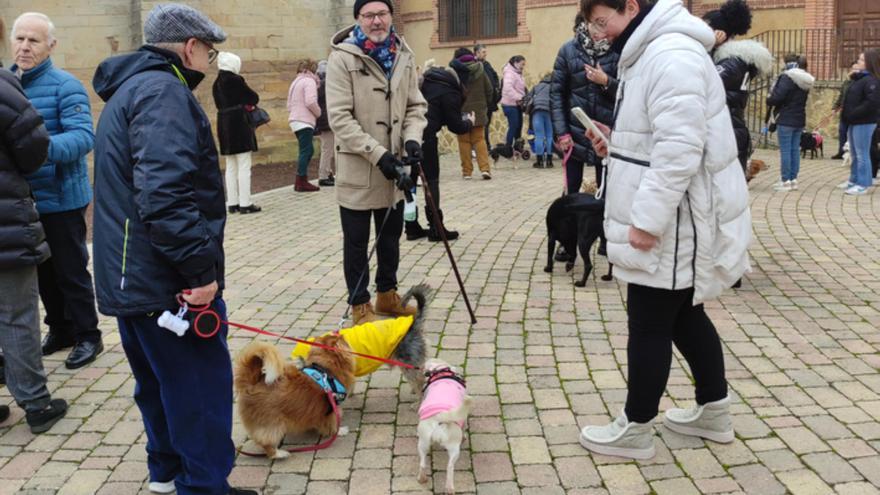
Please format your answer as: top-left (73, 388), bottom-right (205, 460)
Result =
top-left (713, 39), bottom-right (773, 78)
top-left (783, 67), bottom-right (815, 91)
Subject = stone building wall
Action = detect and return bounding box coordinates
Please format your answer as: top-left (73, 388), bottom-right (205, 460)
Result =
top-left (0, 0), bottom-right (357, 165)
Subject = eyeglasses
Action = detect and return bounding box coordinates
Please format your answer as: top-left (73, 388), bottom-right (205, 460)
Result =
top-left (207, 46), bottom-right (218, 64)
top-left (360, 10), bottom-right (391, 22)
top-left (588, 12), bottom-right (617, 33)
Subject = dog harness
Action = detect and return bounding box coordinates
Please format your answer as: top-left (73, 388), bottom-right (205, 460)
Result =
top-left (419, 368), bottom-right (468, 427)
top-left (291, 316), bottom-right (414, 376)
top-left (302, 363), bottom-right (348, 411)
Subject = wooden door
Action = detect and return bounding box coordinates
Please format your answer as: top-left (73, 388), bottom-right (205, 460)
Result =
top-left (839, 0), bottom-right (880, 67)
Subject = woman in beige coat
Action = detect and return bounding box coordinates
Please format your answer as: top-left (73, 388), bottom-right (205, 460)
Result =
top-left (325, 0), bottom-right (428, 325)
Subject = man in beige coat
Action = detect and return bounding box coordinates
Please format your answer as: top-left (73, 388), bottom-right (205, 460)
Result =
top-left (326, 0), bottom-right (428, 325)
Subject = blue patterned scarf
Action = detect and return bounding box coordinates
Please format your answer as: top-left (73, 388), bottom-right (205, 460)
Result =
top-left (346, 24), bottom-right (399, 79)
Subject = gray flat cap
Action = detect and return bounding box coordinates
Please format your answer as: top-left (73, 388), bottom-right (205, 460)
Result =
top-left (144, 3), bottom-right (226, 44)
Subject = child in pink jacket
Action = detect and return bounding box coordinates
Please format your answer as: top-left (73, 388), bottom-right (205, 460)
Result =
top-left (287, 59), bottom-right (322, 192)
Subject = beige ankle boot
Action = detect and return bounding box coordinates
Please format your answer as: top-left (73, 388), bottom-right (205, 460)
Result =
top-left (374, 290), bottom-right (417, 317)
top-left (351, 302), bottom-right (377, 326)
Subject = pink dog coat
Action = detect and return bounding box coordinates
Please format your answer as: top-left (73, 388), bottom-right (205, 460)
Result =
top-left (418, 370), bottom-right (467, 427)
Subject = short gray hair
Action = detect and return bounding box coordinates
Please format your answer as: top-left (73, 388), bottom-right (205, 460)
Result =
top-left (11, 12), bottom-right (56, 43)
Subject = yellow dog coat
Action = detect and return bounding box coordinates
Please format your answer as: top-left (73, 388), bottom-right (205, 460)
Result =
top-left (290, 316), bottom-right (414, 376)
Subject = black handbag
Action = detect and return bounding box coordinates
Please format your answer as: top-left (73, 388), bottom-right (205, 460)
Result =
top-left (245, 105), bottom-right (270, 128)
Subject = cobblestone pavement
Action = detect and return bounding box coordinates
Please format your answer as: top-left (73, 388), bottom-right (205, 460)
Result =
top-left (2, 149), bottom-right (880, 495)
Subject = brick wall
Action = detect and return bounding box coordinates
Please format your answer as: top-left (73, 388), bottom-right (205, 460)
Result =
top-left (1, 0), bottom-right (358, 165)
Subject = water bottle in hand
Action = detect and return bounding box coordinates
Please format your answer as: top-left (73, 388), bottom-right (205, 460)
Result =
top-left (404, 187), bottom-right (417, 222)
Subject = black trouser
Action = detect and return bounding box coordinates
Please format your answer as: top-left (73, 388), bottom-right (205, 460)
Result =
top-left (871, 127), bottom-right (880, 179)
top-left (624, 284), bottom-right (727, 423)
top-left (406, 137), bottom-right (442, 235)
top-left (37, 207), bottom-right (101, 344)
top-left (340, 202), bottom-right (404, 306)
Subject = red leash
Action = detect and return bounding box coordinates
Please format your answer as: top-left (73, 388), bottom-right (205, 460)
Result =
top-left (237, 390), bottom-right (343, 456)
top-left (179, 296), bottom-right (415, 370)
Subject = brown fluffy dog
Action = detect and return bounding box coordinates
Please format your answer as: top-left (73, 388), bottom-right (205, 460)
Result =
top-left (746, 158), bottom-right (767, 182)
top-left (234, 334), bottom-right (356, 459)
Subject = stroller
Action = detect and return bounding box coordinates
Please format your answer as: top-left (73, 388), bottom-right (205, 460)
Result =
top-left (489, 138), bottom-right (531, 163)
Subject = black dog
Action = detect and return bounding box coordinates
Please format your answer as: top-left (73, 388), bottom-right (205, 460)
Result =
top-left (800, 131), bottom-right (824, 159)
top-left (489, 138), bottom-right (530, 162)
top-left (543, 193), bottom-right (612, 287)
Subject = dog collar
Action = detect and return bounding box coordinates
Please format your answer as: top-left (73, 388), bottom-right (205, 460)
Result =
top-left (423, 367), bottom-right (466, 393)
top-left (303, 364), bottom-right (348, 407)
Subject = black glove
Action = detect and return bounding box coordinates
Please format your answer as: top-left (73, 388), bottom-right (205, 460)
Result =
top-left (377, 152), bottom-right (403, 181)
top-left (404, 140), bottom-right (422, 162)
top-left (396, 173), bottom-right (416, 201)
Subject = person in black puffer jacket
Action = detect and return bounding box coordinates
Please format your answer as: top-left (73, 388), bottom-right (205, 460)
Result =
top-left (704, 0), bottom-right (773, 174)
top-left (0, 69), bottom-right (69, 432)
top-left (527, 75), bottom-right (554, 168)
top-left (405, 63), bottom-right (474, 242)
top-left (315, 60), bottom-right (336, 186)
top-left (212, 51), bottom-right (261, 214)
top-left (766, 54), bottom-right (814, 191)
top-left (551, 13), bottom-right (619, 195)
top-left (839, 49), bottom-right (880, 195)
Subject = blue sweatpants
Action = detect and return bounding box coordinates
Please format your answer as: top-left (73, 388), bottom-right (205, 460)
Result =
top-left (118, 298), bottom-right (234, 495)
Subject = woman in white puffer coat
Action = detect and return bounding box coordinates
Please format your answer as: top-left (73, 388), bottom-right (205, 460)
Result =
top-left (579, 0), bottom-right (751, 461)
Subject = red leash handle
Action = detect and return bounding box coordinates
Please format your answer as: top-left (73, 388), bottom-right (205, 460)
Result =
top-left (237, 390), bottom-right (342, 456)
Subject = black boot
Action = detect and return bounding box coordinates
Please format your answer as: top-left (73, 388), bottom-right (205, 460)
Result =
top-left (26, 399), bottom-right (68, 433)
top-left (405, 208), bottom-right (428, 241)
top-left (0, 352), bottom-right (5, 385)
top-left (545, 154), bottom-right (554, 168)
top-left (427, 209), bottom-right (459, 242)
top-left (533, 155), bottom-right (544, 168)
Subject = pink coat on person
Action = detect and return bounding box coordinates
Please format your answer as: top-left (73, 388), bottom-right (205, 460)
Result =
top-left (287, 72), bottom-right (321, 126)
top-left (500, 63), bottom-right (526, 106)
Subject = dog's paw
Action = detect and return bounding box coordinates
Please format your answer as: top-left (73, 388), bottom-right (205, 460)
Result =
top-left (543, 265), bottom-right (553, 273)
top-left (574, 280), bottom-right (586, 288)
top-left (601, 274), bottom-right (613, 281)
top-left (418, 470), bottom-right (429, 484)
top-left (565, 262), bottom-right (575, 272)
top-left (338, 426), bottom-right (350, 436)
top-left (272, 449), bottom-right (291, 460)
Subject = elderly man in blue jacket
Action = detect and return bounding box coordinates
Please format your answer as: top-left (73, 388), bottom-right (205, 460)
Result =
top-left (91, 4), bottom-right (255, 495)
top-left (10, 12), bottom-right (103, 369)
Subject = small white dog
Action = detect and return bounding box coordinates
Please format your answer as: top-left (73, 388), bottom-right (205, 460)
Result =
top-left (417, 358), bottom-right (473, 495)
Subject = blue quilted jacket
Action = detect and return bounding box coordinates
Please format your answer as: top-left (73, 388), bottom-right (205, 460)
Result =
top-left (10, 58), bottom-right (94, 214)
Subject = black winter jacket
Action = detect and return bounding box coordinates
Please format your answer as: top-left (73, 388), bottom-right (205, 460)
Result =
top-left (316, 76), bottom-right (331, 133)
top-left (528, 77), bottom-right (552, 114)
top-left (92, 46), bottom-right (226, 317)
top-left (713, 40), bottom-right (773, 167)
top-left (421, 67), bottom-right (473, 140)
top-left (482, 59), bottom-right (501, 112)
top-left (551, 38), bottom-right (619, 164)
top-left (212, 70), bottom-right (259, 155)
top-left (0, 70), bottom-right (51, 269)
top-left (842, 71), bottom-right (880, 126)
top-left (766, 67), bottom-right (814, 129)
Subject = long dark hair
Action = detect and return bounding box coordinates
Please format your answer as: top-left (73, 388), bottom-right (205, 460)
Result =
top-left (865, 49), bottom-right (880, 80)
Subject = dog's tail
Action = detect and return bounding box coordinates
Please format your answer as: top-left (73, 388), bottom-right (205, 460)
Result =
top-left (433, 395), bottom-right (473, 425)
top-left (396, 284), bottom-right (432, 369)
top-left (234, 341), bottom-right (286, 387)
top-left (400, 283), bottom-right (431, 323)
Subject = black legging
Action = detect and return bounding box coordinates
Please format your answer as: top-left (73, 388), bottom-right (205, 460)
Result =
top-left (624, 284), bottom-right (728, 423)
top-left (565, 159), bottom-right (604, 195)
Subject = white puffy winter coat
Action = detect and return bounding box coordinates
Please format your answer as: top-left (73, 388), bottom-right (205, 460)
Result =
top-left (602, 0), bottom-right (751, 304)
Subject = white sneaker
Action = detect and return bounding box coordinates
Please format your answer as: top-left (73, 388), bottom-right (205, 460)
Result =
top-left (845, 185), bottom-right (868, 196)
top-left (463, 174), bottom-right (472, 180)
top-left (481, 171), bottom-right (492, 180)
top-left (663, 396), bottom-right (734, 443)
top-left (579, 411), bottom-right (656, 459)
top-left (149, 480), bottom-right (175, 494)
top-left (773, 180), bottom-right (792, 192)
top-left (873, 177), bottom-right (879, 186)
top-left (838, 180), bottom-right (854, 189)
top-left (790, 179), bottom-right (798, 190)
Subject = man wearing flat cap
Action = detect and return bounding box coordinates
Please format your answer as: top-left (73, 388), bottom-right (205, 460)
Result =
top-left (327, 0), bottom-right (428, 325)
top-left (91, 4), bottom-right (254, 495)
